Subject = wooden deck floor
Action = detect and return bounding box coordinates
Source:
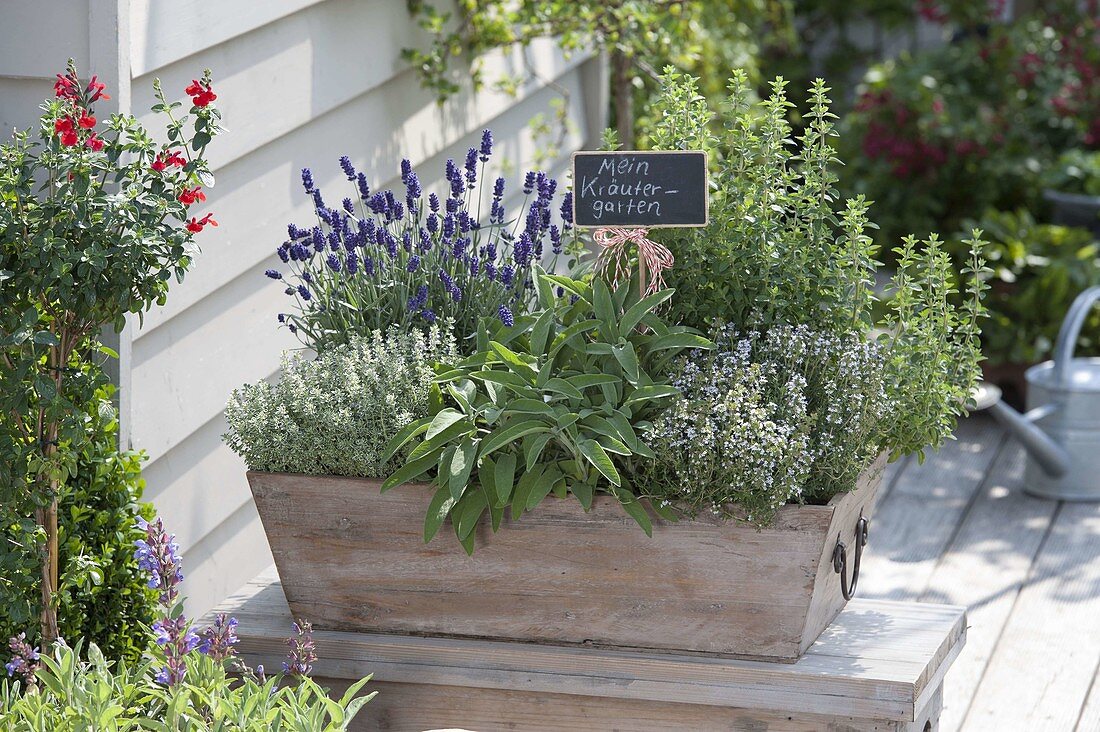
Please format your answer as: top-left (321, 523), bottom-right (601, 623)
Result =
top-left (861, 414), bottom-right (1100, 731)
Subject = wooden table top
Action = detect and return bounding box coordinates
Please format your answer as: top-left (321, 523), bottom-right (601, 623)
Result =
top-left (206, 569), bottom-right (966, 724)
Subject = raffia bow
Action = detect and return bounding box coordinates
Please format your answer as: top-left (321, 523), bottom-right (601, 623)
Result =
top-left (592, 227), bottom-right (675, 297)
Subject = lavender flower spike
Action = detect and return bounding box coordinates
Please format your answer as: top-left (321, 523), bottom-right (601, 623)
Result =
top-left (153, 616), bottom-right (200, 686)
top-left (5, 633), bottom-right (41, 685)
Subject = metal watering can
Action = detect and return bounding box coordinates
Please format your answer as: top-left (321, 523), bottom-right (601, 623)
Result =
top-left (981, 285), bottom-right (1100, 501)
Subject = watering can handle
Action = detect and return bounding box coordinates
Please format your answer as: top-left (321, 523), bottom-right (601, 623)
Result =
top-left (1053, 286), bottom-right (1100, 386)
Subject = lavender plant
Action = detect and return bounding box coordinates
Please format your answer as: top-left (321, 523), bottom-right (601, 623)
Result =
top-left (265, 130), bottom-right (575, 353)
top-left (224, 325), bottom-right (457, 478)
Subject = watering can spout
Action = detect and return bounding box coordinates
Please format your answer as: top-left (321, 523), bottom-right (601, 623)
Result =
top-left (987, 400), bottom-right (1070, 478)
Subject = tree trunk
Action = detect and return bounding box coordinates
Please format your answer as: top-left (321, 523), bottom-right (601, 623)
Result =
top-left (610, 48), bottom-right (634, 149)
top-left (38, 345), bottom-right (62, 645)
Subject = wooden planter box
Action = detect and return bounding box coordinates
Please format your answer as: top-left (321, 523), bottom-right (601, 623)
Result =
top-left (248, 454), bottom-right (885, 663)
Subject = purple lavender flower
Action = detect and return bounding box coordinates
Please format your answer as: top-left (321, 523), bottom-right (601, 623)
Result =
top-left (400, 158), bottom-right (412, 184)
top-left (407, 284), bottom-right (428, 311)
top-left (442, 214), bottom-right (456, 241)
top-left (311, 189), bottom-right (325, 211)
top-left (451, 285), bottom-right (463, 303)
top-left (339, 156), bottom-right (356, 181)
top-left (446, 197), bottom-right (460, 214)
top-left (5, 633), bottom-right (40, 684)
top-left (277, 313), bottom-right (286, 323)
top-left (402, 231), bottom-right (413, 253)
top-left (283, 622), bottom-right (317, 677)
top-left (421, 308), bottom-right (437, 323)
top-left (493, 176), bottom-right (505, 200)
top-left (302, 271), bottom-right (314, 284)
top-left (265, 269), bottom-right (283, 280)
top-left (199, 613), bottom-right (240, 663)
top-left (550, 224), bottom-right (562, 255)
top-left (368, 192), bottom-right (387, 215)
top-left (406, 171), bottom-right (422, 202)
top-left (356, 172), bottom-right (370, 200)
top-left (393, 202), bottom-right (405, 221)
top-left (480, 129), bottom-right (493, 161)
top-left (297, 285), bottom-right (312, 301)
top-left (300, 168), bottom-right (315, 194)
top-left (134, 517), bottom-right (184, 606)
top-left (342, 197), bottom-right (355, 214)
top-left (312, 228), bottom-right (324, 253)
top-left (407, 255), bottom-right (421, 273)
top-left (326, 253), bottom-right (341, 272)
top-left (346, 252), bottom-right (359, 274)
top-left (363, 256), bottom-right (375, 276)
top-left (419, 228), bottom-right (432, 251)
top-left (523, 171), bottom-right (536, 195)
top-left (327, 231), bottom-right (341, 251)
top-left (485, 262), bottom-right (496, 281)
top-left (465, 147), bottom-right (478, 188)
top-left (277, 244), bottom-right (290, 263)
top-left (439, 269), bottom-right (455, 292)
top-left (445, 159), bottom-right (463, 198)
top-left (427, 213), bottom-right (439, 234)
top-left (561, 192), bottom-right (573, 226)
top-left (500, 264), bottom-right (515, 287)
top-left (428, 192), bottom-right (440, 212)
top-left (498, 305), bottom-right (514, 327)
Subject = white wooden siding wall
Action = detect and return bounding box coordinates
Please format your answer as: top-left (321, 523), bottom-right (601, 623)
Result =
top-left (0, 1), bottom-right (602, 616)
top-left (126, 1), bottom-right (603, 615)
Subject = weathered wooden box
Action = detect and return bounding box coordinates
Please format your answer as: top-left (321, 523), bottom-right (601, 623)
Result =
top-left (247, 454), bottom-right (885, 662)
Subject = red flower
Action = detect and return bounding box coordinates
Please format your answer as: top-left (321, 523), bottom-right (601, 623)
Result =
top-left (60, 131), bottom-right (78, 147)
top-left (86, 133), bottom-right (104, 152)
top-left (78, 113), bottom-right (96, 129)
top-left (186, 213), bottom-right (218, 233)
top-left (55, 117), bottom-right (74, 134)
top-left (166, 151), bottom-right (187, 167)
top-left (185, 80), bottom-right (217, 108)
top-left (54, 73), bottom-right (78, 100)
top-left (178, 187), bottom-right (206, 205)
top-left (152, 155), bottom-right (167, 172)
top-left (85, 75), bottom-right (109, 102)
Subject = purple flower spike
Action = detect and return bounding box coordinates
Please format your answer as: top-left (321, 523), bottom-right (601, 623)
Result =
top-left (480, 129), bottom-right (493, 161)
top-left (5, 633), bottom-right (41, 685)
top-left (199, 613), bottom-right (240, 662)
top-left (339, 156), bottom-right (356, 181)
top-left (283, 621), bottom-right (317, 677)
top-left (265, 269), bottom-right (282, 280)
top-left (134, 516), bottom-right (185, 606)
top-left (498, 304), bottom-right (514, 327)
top-left (300, 168), bottom-right (315, 194)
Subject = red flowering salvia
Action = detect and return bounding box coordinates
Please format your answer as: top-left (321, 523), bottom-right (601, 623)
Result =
top-left (78, 113), bottom-right (96, 129)
top-left (185, 79), bottom-right (217, 108)
top-left (186, 214), bottom-right (218, 233)
top-left (85, 133), bottom-right (104, 152)
top-left (178, 187), bottom-right (206, 206)
top-left (152, 156), bottom-right (167, 172)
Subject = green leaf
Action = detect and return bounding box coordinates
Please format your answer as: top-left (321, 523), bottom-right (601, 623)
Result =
top-left (494, 452), bottom-right (517, 503)
top-left (382, 416), bottom-right (432, 462)
top-left (615, 488), bottom-right (653, 537)
top-left (570, 481), bottom-right (594, 510)
top-left (472, 370), bottom-right (539, 395)
top-left (504, 398), bottom-right (555, 416)
top-left (620, 289), bottom-right (675, 334)
top-left (548, 319), bottom-right (600, 357)
top-left (524, 431), bottom-right (553, 472)
top-left (542, 273), bottom-right (588, 299)
top-left (426, 408), bottom-right (466, 440)
top-left (408, 419), bottom-right (474, 461)
top-left (449, 437), bottom-right (477, 500)
top-left (612, 341), bottom-right (640, 384)
top-left (454, 488), bottom-right (488, 540)
top-left (529, 308), bottom-right (555, 355)
top-left (592, 278), bottom-right (619, 340)
top-left (489, 341), bottom-right (538, 382)
top-left (424, 486), bottom-right (457, 544)
top-left (543, 378), bottom-right (583, 400)
top-left (32, 330), bottom-right (60, 346)
top-left (511, 465), bottom-right (543, 520)
top-left (565, 374), bottom-right (619, 390)
top-left (381, 453), bottom-right (437, 492)
top-left (527, 465), bottom-right (562, 510)
top-left (482, 421), bottom-right (551, 457)
top-left (483, 483), bottom-right (504, 531)
top-left (579, 440), bottom-right (621, 486)
top-left (645, 332), bottom-right (714, 352)
top-left (623, 385), bottom-right (679, 406)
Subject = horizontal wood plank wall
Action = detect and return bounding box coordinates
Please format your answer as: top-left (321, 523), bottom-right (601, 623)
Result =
top-left (125, 0), bottom-right (603, 615)
top-left (0, 1), bottom-right (90, 133)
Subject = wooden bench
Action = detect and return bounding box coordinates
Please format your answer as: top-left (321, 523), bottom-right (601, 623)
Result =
top-left (207, 570), bottom-right (966, 731)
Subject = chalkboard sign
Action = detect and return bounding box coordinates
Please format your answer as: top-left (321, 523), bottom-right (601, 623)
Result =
top-left (571, 150), bottom-right (708, 228)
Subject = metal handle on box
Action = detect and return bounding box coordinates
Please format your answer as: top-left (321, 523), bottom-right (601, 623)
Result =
top-left (833, 512), bottom-right (869, 601)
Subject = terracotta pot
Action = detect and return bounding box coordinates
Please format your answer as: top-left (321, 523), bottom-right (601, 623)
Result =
top-left (248, 454), bottom-right (886, 663)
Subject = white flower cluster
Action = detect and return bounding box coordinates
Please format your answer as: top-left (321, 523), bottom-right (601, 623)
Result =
top-left (223, 325), bottom-right (456, 477)
top-left (641, 324), bottom-right (891, 524)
